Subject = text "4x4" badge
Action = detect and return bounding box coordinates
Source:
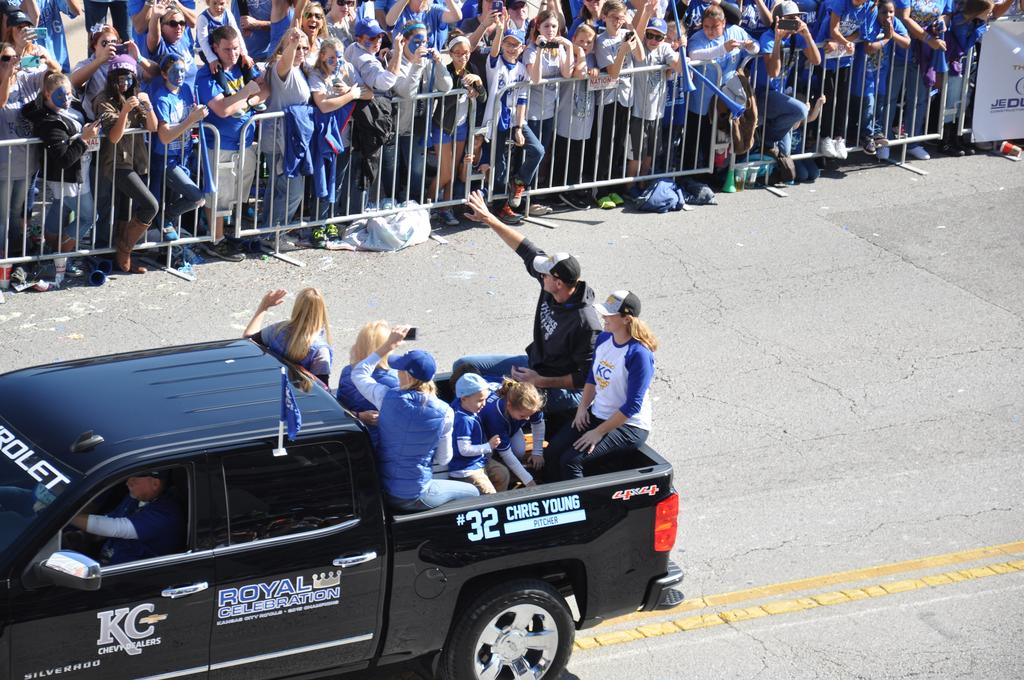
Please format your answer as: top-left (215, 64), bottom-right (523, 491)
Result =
top-left (612, 485), bottom-right (659, 501)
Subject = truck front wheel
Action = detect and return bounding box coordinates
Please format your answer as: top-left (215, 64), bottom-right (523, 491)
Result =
top-left (441, 579), bottom-right (575, 680)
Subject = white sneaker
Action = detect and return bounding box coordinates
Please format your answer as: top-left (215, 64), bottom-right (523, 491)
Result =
top-left (876, 146), bottom-right (890, 161)
top-left (907, 145), bottom-right (930, 161)
top-left (834, 137), bottom-right (848, 160)
top-left (818, 136), bottom-right (837, 158)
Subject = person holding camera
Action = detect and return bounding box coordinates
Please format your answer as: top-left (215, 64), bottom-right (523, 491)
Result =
top-left (353, 325), bottom-right (480, 512)
top-left (753, 1), bottom-right (820, 157)
top-left (93, 53), bottom-right (160, 274)
top-left (522, 8), bottom-right (573, 215)
top-left (388, 20), bottom-right (451, 204)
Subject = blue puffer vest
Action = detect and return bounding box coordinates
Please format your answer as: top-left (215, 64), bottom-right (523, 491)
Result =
top-left (377, 390), bottom-right (449, 500)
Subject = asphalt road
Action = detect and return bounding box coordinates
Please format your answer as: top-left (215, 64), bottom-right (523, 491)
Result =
top-left (2, 151), bottom-right (1021, 678)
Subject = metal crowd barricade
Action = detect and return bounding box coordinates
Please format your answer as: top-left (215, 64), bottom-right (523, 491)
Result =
top-left (225, 88), bottom-right (478, 264)
top-left (484, 60), bottom-right (724, 218)
top-left (0, 122), bottom-right (218, 282)
top-left (736, 31), bottom-right (962, 194)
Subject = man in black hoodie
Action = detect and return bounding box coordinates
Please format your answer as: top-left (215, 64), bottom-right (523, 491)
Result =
top-left (454, 191), bottom-right (602, 415)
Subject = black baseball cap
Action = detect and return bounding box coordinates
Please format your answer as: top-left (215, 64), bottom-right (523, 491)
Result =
top-left (595, 290), bottom-right (642, 317)
top-left (533, 252), bottom-right (581, 284)
top-left (136, 470), bottom-right (170, 482)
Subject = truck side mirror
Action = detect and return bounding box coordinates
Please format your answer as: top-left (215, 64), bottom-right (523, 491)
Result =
top-left (34, 551), bottom-right (102, 591)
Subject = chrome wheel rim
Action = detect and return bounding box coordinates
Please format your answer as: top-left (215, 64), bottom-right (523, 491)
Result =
top-left (473, 603), bottom-right (559, 680)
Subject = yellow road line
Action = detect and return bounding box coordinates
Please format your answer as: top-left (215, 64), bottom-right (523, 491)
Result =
top-left (576, 558), bottom-right (1024, 651)
top-left (612, 539), bottom-right (1024, 626)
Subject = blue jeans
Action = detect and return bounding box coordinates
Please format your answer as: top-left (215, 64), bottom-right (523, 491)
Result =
top-left (492, 124), bottom-right (544, 195)
top-left (0, 177), bottom-right (29, 255)
top-left (453, 353), bottom-right (582, 415)
top-left (883, 58), bottom-right (930, 147)
top-left (762, 90), bottom-right (808, 152)
top-left (858, 90), bottom-right (880, 138)
top-left (44, 190), bottom-right (94, 246)
top-left (155, 163), bottom-right (205, 225)
top-left (527, 117), bottom-right (555, 188)
top-left (389, 478), bottom-right (479, 511)
top-left (543, 412), bottom-right (649, 482)
top-left (84, 1), bottom-right (129, 49)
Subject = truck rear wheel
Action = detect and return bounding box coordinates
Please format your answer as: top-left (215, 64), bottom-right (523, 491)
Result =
top-left (441, 579), bottom-right (575, 680)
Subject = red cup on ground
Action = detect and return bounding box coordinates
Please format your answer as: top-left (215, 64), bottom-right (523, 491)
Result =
top-left (999, 141), bottom-right (1022, 160)
top-left (0, 264), bottom-right (11, 290)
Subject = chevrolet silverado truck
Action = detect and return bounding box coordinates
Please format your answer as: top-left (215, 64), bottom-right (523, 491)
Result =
top-left (0, 339), bottom-right (682, 680)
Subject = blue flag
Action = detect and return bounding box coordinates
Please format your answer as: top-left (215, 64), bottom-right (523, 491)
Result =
top-left (668, 0), bottom-right (697, 94)
top-left (281, 369), bottom-right (302, 441)
top-left (199, 124), bottom-right (217, 194)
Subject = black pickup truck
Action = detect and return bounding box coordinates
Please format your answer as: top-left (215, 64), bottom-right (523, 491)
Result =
top-left (0, 339), bottom-right (682, 680)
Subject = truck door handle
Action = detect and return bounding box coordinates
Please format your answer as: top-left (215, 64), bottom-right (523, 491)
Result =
top-left (161, 582), bottom-right (209, 599)
top-left (333, 551), bottom-right (377, 568)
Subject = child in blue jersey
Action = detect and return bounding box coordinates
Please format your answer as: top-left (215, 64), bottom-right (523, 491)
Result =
top-left (337, 320), bottom-right (399, 446)
top-left (243, 288), bottom-right (335, 384)
top-left (479, 378), bottom-right (546, 488)
top-left (448, 373), bottom-right (509, 494)
top-left (544, 291), bottom-right (656, 481)
top-left (852, 0), bottom-right (909, 154)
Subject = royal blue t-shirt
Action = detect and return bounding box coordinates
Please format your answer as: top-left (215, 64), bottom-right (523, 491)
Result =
top-left (235, 0), bottom-right (275, 58)
top-left (100, 493), bottom-right (185, 565)
top-left (127, 0), bottom-right (198, 55)
top-left (754, 30), bottom-right (810, 92)
top-left (37, 0), bottom-right (74, 72)
top-left (818, 0), bottom-right (878, 68)
top-left (196, 63), bottom-right (257, 151)
top-left (851, 15), bottom-right (909, 93)
top-left (389, 3), bottom-right (449, 51)
top-left (153, 33), bottom-right (199, 92)
top-left (479, 394), bottom-right (543, 453)
top-left (151, 82), bottom-right (195, 160)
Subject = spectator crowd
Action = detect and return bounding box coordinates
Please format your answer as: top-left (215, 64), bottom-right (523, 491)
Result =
top-left (0, 0), bottom-right (1017, 277)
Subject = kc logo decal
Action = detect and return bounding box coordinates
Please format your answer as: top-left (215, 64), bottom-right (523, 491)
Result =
top-left (97, 604), bottom-right (163, 656)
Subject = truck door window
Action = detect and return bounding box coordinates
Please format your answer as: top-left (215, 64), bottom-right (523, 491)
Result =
top-left (62, 466), bottom-right (190, 569)
top-left (220, 443), bottom-right (356, 546)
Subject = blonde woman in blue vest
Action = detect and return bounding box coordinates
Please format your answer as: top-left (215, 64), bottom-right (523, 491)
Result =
top-left (352, 325), bottom-right (479, 512)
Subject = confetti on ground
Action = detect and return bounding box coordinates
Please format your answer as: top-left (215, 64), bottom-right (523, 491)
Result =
top-left (937, 225), bottom-right (946, 229)
top-left (67, 333), bottom-right (84, 340)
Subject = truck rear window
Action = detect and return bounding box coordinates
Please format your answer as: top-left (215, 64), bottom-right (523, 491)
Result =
top-left (219, 443), bottom-right (357, 546)
top-left (0, 423), bottom-right (76, 558)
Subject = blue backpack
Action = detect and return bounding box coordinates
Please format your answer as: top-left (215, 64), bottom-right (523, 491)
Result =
top-left (636, 179), bottom-right (687, 213)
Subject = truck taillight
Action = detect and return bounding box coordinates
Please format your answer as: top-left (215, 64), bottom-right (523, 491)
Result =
top-left (653, 492), bottom-right (679, 552)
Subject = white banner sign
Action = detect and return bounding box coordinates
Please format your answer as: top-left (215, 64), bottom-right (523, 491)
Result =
top-left (972, 19), bottom-right (1024, 142)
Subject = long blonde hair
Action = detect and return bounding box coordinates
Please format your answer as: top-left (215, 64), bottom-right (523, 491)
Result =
top-left (349, 319), bottom-right (390, 369)
top-left (402, 376), bottom-right (437, 396)
top-left (627, 316), bottom-right (659, 352)
top-left (497, 378), bottom-right (546, 413)
top-left (283, 288), bottom-right (332, 363)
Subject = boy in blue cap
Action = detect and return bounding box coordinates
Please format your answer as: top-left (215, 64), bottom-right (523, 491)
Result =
top-left (449, 373), bottom-right (509, 494)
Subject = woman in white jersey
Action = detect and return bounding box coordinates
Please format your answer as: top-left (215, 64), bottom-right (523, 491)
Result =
top-left (543, 290), bottom-right (657, 481)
